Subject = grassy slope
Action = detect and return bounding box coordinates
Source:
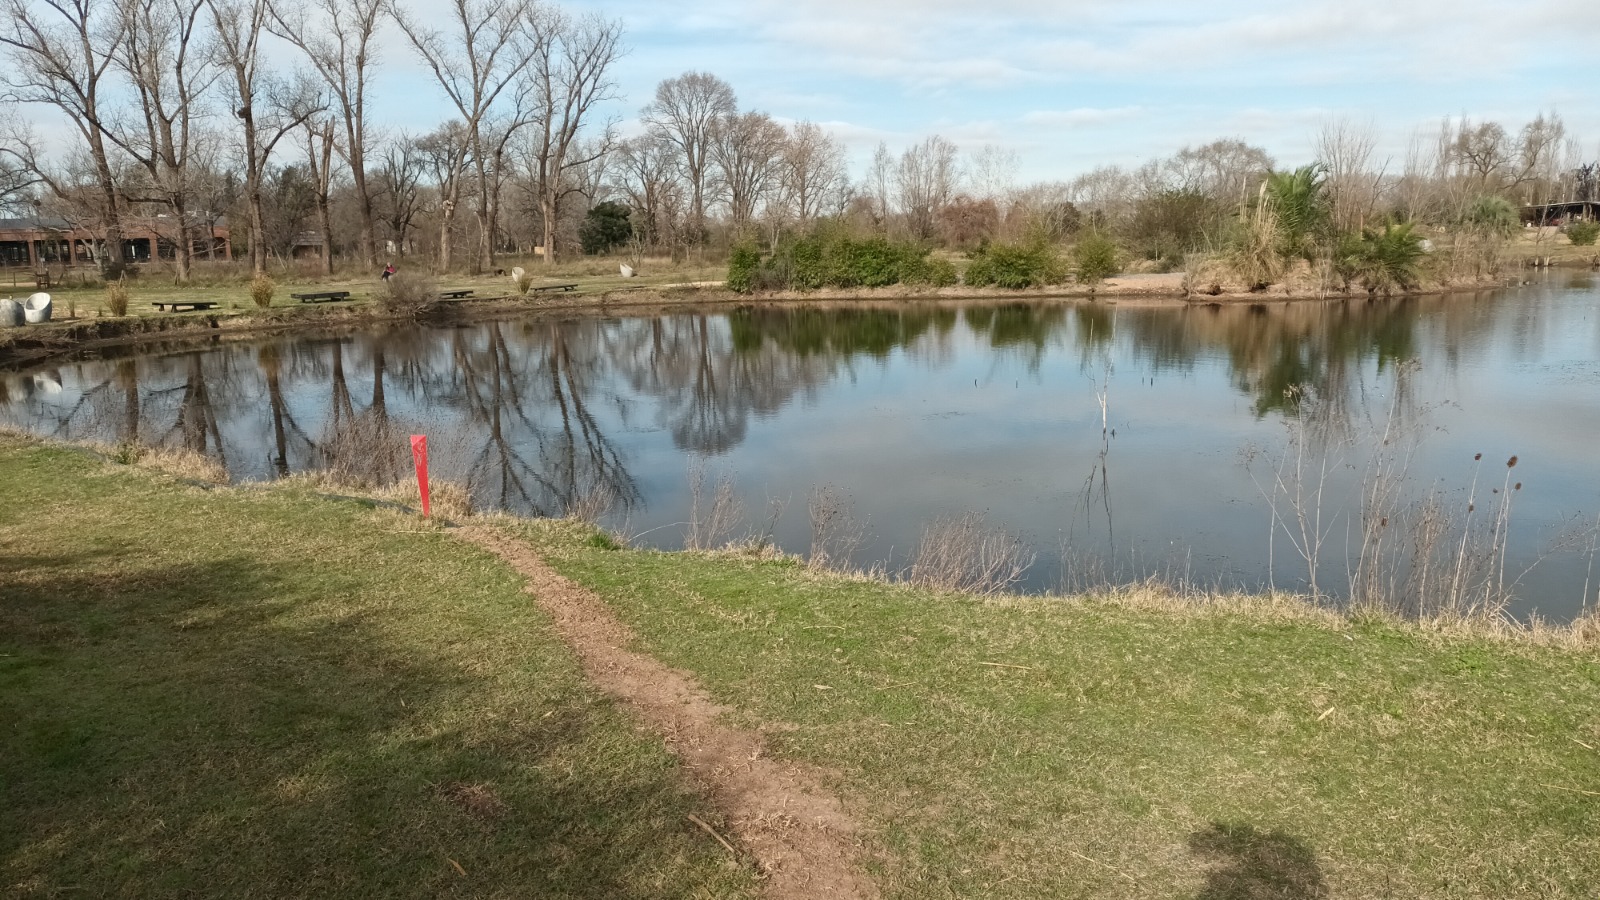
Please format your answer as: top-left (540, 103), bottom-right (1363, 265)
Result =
top-left (525, 524), bottom-right (1600, 900)
top-left (0, 441), bottom-right (757, 899)
top-left (20, 255), bottom-right (725, 320)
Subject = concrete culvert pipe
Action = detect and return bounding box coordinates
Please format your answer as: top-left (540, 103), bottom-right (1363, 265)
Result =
top-left (23, 293), bottom-right (52, 324)
top-left (0, 298), bottom-right (23, 327)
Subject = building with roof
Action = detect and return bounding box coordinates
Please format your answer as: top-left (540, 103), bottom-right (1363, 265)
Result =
top-left (0, 216), bottom-right (232, 269)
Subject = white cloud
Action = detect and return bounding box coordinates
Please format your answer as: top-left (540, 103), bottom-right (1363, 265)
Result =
top-left (1021, 107), bottom-right (1146, 128)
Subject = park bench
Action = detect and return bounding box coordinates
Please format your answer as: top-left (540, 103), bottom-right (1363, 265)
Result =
top-left (290, 290), bottom-right (351, 303)
top-left (151, 300), bottom-right (216, 312)
top-left (439, 288), bottom-right (474, 299)
top-left (529, 283), bottom-right (578, 293)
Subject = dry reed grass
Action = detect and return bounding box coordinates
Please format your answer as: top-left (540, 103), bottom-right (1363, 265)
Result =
top-left (906, 512), bottom-right (1036, 597)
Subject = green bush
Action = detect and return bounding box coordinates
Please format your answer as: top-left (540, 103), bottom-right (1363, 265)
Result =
top-left (963, 239), bottom-right (1065, 289)
top-left (1072, 232), bottom-right (1122, 287)
top-left (907, 255), bottom-right (958, 287)
top-left (1333, 222), bottom-right (1426, 297)
top-left (1566, 220), bottom-right (1600, 246)
top-left (727, 242), bottom-right (762, 293)
top-left (733, 226), bottom-right (948, 293)
top-left (580, 201), bottom-right (633, 255)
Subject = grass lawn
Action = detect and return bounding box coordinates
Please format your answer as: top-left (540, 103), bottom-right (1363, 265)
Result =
top-left (17, 255), bottom-right (727, 322)
top-left (0, 439), bottom-right (757, 898)
top-left (521, 522), bottom-right (1600, 899)
top-left (6, 434), bottom-right (1597, 898)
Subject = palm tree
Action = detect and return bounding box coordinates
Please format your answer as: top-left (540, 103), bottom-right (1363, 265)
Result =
top-left (1263, 164), bottom-right (1331, 262)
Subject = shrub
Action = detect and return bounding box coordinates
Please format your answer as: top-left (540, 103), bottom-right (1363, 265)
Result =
top-left (1335, 222), bottom-right (1426, 297)
top-left (963, 239), bottom-right (1065, 289)
top-left (907, 255), bottom-right (958, 287)
top-left (249, 273), bottom-right (275, 308)
top-left (104, 277), bottom-right (130, 316)
top-left (381, 272), bottom-right (437, 315)
top-left (727, 242), bottom-right (762, 293)
top-left (1072, 232), bottom-right (1122, 287)
top-left (579, 201), bottom-right (633, 255)
top-left (1566, 220), bottom-right (1600, 246)
top-left (734, 226), bottom-right (949, 293)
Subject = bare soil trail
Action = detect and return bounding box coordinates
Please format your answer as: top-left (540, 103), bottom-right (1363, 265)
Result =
top-left (457, 524), bottom-right (879, 900)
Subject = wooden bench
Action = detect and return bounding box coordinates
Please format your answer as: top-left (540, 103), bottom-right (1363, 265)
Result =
top-left (290, 290), bottom-right (351, 303)
top-left (151, 300), bottom-right (216, 312)
top-left (439, 289), bottom-right (475, 299)
top-left (529, 283), bottom-right (578, 293)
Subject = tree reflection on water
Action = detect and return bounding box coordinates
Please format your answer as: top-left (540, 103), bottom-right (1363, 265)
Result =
top-left (3, 287), bottom-right (1584, 615)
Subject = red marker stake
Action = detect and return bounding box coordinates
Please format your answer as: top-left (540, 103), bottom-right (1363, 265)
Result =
top-left (410, 434), bottom-right (431, 518)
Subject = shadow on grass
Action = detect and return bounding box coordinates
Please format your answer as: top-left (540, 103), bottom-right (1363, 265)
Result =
top-left (0, 542), bottom-right (749, 898)
top-left (1189, 822), bottom-right (1329, 899)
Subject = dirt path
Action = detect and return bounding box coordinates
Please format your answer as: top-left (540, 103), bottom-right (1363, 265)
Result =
top-left (458, 525), bottom-right (879, 900)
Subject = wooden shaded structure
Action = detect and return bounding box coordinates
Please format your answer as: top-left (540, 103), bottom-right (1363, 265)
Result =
top-left (1519, 200), bottom-right (1600, 225)
top-left (0, 216), bottom-right (232, 269)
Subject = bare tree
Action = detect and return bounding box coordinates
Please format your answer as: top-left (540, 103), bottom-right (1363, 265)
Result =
top-left (1315, 118), bottom-right (1383, 233)
top-left (640, 70), bottom-right (735, 247)
top-left (614, 133), bottom-right (681, 253)
top-left (270, 0), bottom-right (384, 269)
top-left (869, 140), bottom-right (892, 228)
top-left (1165, 138), bottom-right (1274, 207)
top-left (374, 135), bottom-right (423, 257)
top-left (391, 0), bottom-right (541, 272)
top-left (208, 0), bottom-right (322, 275)
top-left (111, 0), bottom-right (218, 281)
top-left (414, 119), bottom-right (470, 262)
top-left (301, 115), bottom-right (336, 274)
top-left (0, 0), bottom-right (129, 274)
top-left (968, 143), bottom-right (1019, 207)
top-left (778, 120), bottom-right (847, 227)
top-left (522, 9), bottom-right (623, 266)
top-left (895, 135), bottom-right (958, 241)
top-left (710, 109), bottom-right (786, 235)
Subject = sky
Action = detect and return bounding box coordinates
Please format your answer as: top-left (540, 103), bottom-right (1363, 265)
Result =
top-left (11, 0), bottom-right (1598, 189)
top-left (360, 0), bottom-right (1600, 185)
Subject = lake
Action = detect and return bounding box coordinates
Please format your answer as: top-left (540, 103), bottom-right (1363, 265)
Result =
top-left (4, 277), bottom-right (1598, 620)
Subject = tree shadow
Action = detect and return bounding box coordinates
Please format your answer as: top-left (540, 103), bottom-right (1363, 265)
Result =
top-left (1189, 822), bottom-right (1329, 899)
top-left (1, 535), bottom-right (752, 897)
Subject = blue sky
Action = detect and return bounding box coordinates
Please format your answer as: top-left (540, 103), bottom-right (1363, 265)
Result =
top-left (20, 0), bottom-right (1588, 187)
top-left (367, 0), bottom-right (1599, 184)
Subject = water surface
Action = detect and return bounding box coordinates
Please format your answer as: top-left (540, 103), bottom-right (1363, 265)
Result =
top-left (5, 278), bottom-right (1598, 619)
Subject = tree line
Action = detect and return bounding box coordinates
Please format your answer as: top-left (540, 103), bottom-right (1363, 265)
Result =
top-left (2, 1), bottom-right (1594, 283)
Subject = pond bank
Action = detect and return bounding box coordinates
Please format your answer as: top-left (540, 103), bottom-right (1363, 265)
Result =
top-left (0, 269), bottom-right (1529, 372)
top-left (4, 433), bottom-right (1598, 898)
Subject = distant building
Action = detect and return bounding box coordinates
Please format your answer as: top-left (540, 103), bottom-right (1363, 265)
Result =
top-left (1519, 200), bottom-right (1600, 226)
top-left (0, 216), bottom-right (233, 268)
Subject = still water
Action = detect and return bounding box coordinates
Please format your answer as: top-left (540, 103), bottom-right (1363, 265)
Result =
top-left (4, 278), bottom-right (1599, 620)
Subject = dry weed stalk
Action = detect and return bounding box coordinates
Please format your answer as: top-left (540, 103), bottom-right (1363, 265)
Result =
top-left (808, 485), bottom-right (866, 571)
top-left (906, 512), bottom-right (1035, 597)
top-left (684, 464), bottom-right (743, 551)
top-left (564, 482), bottom-right (620, 526)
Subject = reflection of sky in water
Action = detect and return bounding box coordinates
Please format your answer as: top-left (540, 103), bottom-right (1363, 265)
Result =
top-left (4, 278), bottom-right (1599, 621)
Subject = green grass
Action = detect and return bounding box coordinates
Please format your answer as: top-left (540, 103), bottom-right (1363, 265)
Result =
top-left (0, 439), bottom-right (758, 899)
top-left (522, 524), bottom-right (1600, 899)
top-left (8, 435), bottom-right (1598, 898)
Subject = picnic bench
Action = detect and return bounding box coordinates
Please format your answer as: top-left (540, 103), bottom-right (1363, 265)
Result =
top-left (439, 288), bottom-right (475, 299)
top-left (529, 283), bottom-right (578, 294)
top-left (290, 290), bottom-right (351, 303)
top-left (151, 300), bottom-right (216, 312)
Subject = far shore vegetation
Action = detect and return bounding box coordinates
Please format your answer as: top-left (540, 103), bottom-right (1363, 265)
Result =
top-left (3, 432), bottom-right (1597, 898)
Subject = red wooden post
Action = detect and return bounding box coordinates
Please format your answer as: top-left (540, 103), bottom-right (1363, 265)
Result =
top-left (410, 435), bottom-right (431, 517)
